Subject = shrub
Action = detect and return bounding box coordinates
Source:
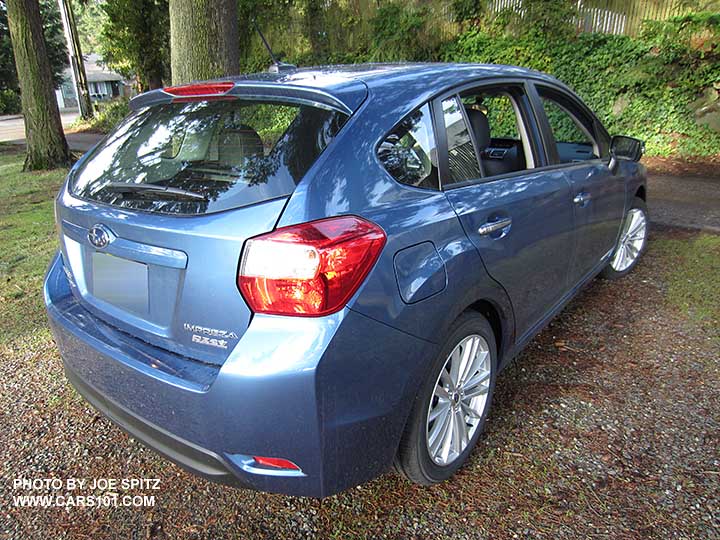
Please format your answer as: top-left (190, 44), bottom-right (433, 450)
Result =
top-left (0, 89), bottom-right (21, 115)
top-left (71, 98), bottom-right (130, 134)
top-left (443, 17), bottom-right (720, 157)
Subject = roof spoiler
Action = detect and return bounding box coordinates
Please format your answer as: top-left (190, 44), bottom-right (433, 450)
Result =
top-left (129, 82), bottom-right (354, 115)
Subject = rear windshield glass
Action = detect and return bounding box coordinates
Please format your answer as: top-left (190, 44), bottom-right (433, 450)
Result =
top-left (70, 99), bottom-right (348, 215)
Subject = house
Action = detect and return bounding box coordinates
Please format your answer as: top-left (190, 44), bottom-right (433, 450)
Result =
top-left (55, 53), bottom-right (133, 110)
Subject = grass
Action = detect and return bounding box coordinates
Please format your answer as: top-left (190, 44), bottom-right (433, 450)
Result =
top-left (653, 233), bottom-right (720, 333)
top-left (0, 145), bottom-right (68, 344)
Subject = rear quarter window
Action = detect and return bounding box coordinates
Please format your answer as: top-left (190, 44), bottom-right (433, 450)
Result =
top-left (71, 100), bottom-right (348, 215)
top-left (377, 103), bottom-right (439, 190)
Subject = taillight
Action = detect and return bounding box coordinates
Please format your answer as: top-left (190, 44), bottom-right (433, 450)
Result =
top-left (238, 216), bottom-right (386, 317)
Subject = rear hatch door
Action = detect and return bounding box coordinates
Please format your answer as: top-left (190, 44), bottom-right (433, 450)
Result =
top-left (57, 90), bottom-right (354, 365)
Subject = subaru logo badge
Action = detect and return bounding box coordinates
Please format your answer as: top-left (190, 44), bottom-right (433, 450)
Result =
top-left (88, 224), bottom-right (114, 249)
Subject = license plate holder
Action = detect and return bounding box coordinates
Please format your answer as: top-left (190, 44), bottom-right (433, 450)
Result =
top-left (92, 252), bottom-right (149, 315)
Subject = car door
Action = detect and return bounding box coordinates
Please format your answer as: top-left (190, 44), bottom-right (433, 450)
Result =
top-left (438, 82), bottom-right (576, 341)
top-left (532, 84), bottom-right (626, 285)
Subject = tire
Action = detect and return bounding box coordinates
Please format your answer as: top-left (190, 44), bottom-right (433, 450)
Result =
top-left (601, 197), bottom-right (649, 280)
top-left (394, 312), bottom-right (497, 485)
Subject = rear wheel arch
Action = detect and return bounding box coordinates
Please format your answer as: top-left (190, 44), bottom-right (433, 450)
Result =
top-left (465, 300), bottom-right (503, 359)
top-left (635, 185), bottom-right (646, 202)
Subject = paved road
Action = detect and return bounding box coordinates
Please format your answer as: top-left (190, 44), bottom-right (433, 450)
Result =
top-left (647, 175), bottom-right (720, 233)
top-left (0, 111), bottom-right (102, 152)
top-left (0, 111), bottom-right (79, 140)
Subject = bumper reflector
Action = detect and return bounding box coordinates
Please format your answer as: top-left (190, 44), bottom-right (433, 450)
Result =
top-left (252, 456), bottom-right (301, 470)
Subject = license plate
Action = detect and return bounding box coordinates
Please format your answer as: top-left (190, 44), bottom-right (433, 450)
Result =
top-left (92, 252), bottom-right (149, 315)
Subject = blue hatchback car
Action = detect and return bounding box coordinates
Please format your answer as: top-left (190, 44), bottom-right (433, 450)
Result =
top-left (44, 63), bottom-right (648, 497)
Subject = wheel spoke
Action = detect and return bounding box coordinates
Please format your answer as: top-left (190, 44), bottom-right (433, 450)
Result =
top-left (452, 408), bottom-right (467, 452)
top-left (628, 220), bottom-right (644, 239)
top-left (439, 412), bottom-right (455, 462)
top-left (449, 345), bottom-right (463, 386)
top-left (459, 337), bottom-right (480, 385)
top-left (434, 384), bottom-right (450, 400)
top-left (628, 231), bottom-right (645, 243)
top-left (616, 244), bottom-right (628, 269)
top-left (428, 400), bottom-right (450, 423)
top-left (462, 369), bottom-right (490, 392)
top-left (464, 382), bottom-right (489, 399)
top-left (439, 368), bottom-right (453, 389)
top-left (626, 211), bottom-right (640, 234)
top-left (428, 406), bottom-right (452, 456)
top-left (461, 400), bottom-right (483, 420)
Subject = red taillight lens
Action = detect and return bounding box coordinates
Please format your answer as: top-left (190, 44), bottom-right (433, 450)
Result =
top-left (238, 216), bottom-right (386, 317)
top-left (163, 81), bottom-right (235, 102)
top-left (252, 456), bottom-right (300, 470)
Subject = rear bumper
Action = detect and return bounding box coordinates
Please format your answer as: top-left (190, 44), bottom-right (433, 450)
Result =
top-left (44, 253), bottom-right (435, 497)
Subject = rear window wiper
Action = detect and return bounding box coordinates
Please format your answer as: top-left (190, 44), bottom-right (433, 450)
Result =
top-left (102, 182), bottom-right (207, 201)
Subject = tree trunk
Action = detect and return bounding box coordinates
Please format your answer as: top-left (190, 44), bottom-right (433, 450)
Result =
top-left (169, 0), bottom-right (239, 85)
top-left (304, 0), bottom-right (327, 58)
top-left (6, 0), bottom-right (71, 171)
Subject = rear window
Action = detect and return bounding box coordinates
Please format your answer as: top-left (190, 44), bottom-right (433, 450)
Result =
top-left (70, 100), bottom-right (348, 215)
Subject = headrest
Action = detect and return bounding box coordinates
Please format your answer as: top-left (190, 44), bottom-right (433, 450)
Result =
top-left (464, 108), bottom-right (491, 150)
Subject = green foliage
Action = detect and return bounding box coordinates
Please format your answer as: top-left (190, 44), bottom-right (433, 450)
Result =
top-left (73, 97), bottom-right (129, 133)
top-left (70, 0), bottom-right (719, 158)
top-left (0, 87), bottom-right (20, 114)
top-left (443, 15), bottom-right (720, 156)
top-left (98, 0), bottom-right (170, 89)
top-left (369, 3), bottom-right (442, 62)
top-left (0, 0), bottom-right (69, 92)
top-left (74, 0), bottom-right (107, 55)
top-left (242, 103), bottom-right (298, 145)
top-left (450, 0), bottom-right (487, 23)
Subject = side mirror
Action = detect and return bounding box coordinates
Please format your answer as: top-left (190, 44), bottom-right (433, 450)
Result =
top-left (608, 135), bottom-right (644, 173)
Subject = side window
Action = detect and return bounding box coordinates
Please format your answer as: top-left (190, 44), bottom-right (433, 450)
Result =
top-left (538, 90), bottom-right (605, 163)
top-left (441, 97), bottom-right (482, 185)
top-left (445, 87), bottom-right (535, 185)
top-left (377, 104), bottom-right (439, 190)
top-left (465, 94), bottom-right (520, 140)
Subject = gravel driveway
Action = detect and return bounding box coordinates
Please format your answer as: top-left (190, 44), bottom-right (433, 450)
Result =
top-left (648, 175), bottom-right (720, 232)
top-left (1, 225), bottom-right (718, 540)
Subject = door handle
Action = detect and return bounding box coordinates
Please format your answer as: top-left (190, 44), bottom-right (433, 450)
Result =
top-left (573, 192), bottom-right (592, 205)
top-left (478, 217), bottom-right (512, 236)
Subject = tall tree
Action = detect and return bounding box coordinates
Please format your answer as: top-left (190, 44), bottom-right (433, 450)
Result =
top-left (6, 0), bottom-right (70, 170)
top-left (1, 0), bottom-right (68, 92)
top-left (100, 0), bottom-right (170, 90)
top-left (169, 0), bottom-right (238, 85)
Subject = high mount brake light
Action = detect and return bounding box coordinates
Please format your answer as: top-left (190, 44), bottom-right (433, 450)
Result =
top-left (163, 82), bottom-right (234, 101)
top-left (238, 216), bottom-right (386, 317)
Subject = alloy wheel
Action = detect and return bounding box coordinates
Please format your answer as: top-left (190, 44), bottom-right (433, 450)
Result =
top-left (610, 208), bottom-right (647, 272)
top-left (425, 334), bottom-right (491, 466)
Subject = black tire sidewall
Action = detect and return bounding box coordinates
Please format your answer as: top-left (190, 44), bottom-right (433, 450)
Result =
top-left (402, 312), bottom-right (497, 484)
